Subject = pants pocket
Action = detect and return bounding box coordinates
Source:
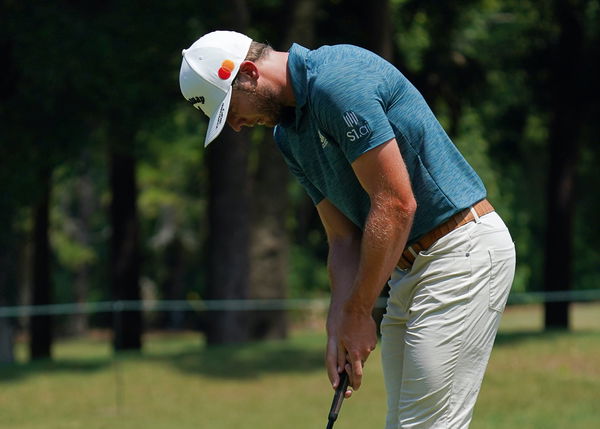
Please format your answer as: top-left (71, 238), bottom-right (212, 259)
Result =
top-left (488, 246), bottom-right (516, 312)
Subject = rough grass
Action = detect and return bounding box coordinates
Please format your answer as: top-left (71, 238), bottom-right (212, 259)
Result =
top-left (0, 303), bottom-right (598, 428)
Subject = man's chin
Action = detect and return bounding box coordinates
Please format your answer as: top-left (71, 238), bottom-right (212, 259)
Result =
top-left (261, 117), bottom-right (279, 128)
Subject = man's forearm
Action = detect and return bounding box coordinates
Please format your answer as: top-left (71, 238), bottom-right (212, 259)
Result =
top-left (326, 234), bottom-right (361, 334)
top-left (345, 194), bottom-right (415, 314)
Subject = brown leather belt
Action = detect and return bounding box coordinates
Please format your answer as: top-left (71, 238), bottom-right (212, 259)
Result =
top-left (397, 199), bottom-right (495, 270)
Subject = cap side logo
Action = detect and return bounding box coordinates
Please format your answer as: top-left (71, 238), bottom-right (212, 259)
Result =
top-left (187, 96), bottom-right (205, 106)
top-left (216, 103), bottom-right (226, 127)
top-left (218, 60), bottom-right (235, 80)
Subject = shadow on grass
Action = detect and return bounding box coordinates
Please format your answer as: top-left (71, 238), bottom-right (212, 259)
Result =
top-left (494, 329), bottom-right (599, 346)
top-left (8, 330), bottom-right (593, 384)
top-left (0, 357), bottom-right (110, 383)
top-left (149, 339), bottom-right (325, 380)
top-left (0, 337), bottom-right (325, 383)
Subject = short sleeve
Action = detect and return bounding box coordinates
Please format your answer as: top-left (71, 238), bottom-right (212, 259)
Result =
top-left (310, 61), bottom-right (396, 163)
top-left (287, 158), bottom-right (324, 205)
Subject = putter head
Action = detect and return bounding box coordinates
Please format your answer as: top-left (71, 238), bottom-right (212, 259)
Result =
top-left (327, 371), bottom-right (349, 428)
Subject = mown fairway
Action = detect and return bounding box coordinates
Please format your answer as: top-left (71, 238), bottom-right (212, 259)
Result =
top-left (1, 303), bottom-right (598, 428)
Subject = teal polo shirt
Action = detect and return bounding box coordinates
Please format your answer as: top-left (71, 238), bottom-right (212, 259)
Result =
top-left (274, 43), bottom-right (486, 243)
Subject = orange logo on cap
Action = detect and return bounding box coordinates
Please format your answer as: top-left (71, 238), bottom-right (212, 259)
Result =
top-left (218, 60), bottom-right (235, 80)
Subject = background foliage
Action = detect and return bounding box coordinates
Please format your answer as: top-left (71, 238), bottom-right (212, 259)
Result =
top-left (1, 0), bottom-right (598, 355)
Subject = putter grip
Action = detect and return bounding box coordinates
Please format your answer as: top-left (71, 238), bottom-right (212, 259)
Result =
top-left (328, 371), bottom-right (349, 422)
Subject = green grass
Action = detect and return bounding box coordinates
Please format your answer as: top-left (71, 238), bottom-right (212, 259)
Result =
top-left (1, 303), bottom-right (599, 428)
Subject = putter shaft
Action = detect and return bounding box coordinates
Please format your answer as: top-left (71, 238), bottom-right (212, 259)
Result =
top-left (326, 371), bottom-right (349, 428)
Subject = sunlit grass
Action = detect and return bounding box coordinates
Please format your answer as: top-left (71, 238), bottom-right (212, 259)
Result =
top-left (1, 303), bottom-right (598, 428)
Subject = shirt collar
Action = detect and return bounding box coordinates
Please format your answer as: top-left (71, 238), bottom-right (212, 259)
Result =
top-left (286, 43), bottom-right (310, 129)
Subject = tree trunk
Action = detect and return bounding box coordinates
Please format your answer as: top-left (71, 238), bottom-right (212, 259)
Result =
top-left (30, 168), bottom-right (53, 360)
top-left (201, 0), bottom-right (252, 345)
top-left (248, 132), bottom-right (291, 340)
top-left (205, 127), bottom-right (251, 344)
top-left (109, 144), bottom-right (142, 350)
top-left (0, 214), bottom-right (18, 363)
top-left (543, 0), bottom-right (585, 330)
top-left (0, 319), bottom-right (14, 364)
top-left (241, 0), bottom-right (321, 342)
top-left (365, 0), bottom-right (393, 62)
top-left (0, 33), bottom-right (18, 361)
top-left (0, 247), bottom-right (16, 364)
top-left (284, 0), bottom-right (319, 47)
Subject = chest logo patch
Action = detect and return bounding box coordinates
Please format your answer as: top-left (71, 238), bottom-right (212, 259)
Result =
top-left (318, 129), bottom-right (329, 148)
top-left (342, 111), bottom-right (372, 142)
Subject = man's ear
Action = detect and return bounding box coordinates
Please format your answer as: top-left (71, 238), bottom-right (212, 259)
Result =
top-left (238, 61), bottom-right (259, 81)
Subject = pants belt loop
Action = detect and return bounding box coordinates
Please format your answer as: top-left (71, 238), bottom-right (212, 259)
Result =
top-left (408, 246), bottom-right (418, 258)
top-left (470, 206), bottom-right (481, 224)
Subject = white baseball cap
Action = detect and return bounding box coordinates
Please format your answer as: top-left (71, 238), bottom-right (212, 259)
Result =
top-left (180, 31), bottom-right (252, 147)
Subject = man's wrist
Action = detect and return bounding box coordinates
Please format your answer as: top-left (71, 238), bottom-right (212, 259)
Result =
top-left (326, 309), bottom-right (342, 334)
top-left (343, 294), bottom-right (373, 317)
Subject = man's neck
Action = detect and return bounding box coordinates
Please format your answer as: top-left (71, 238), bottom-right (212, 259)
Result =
top-left (261, 50), bottom-right (295, 107)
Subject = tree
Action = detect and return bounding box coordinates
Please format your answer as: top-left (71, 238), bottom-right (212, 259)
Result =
top-left (243, 0), bottom-right (324, 340)
top-left (1, 1), bottom-right (92, 359)
top-left (0, 238), bottom-right (17, 363)
top-left (78, 0), bottom-right (202, 349)
top-left (0, 4), bottom-right (22, 363)
top-left (202, 0), bottom-right (253, 344)
top-left (543, 0), bottom-right (588, 329)
top-left (30, 169), bottom-right (53, 359)
top-left (109, 139), bottom-right (143, 350)
top-left (247, 129), bottom-right (291, 340)
top-left (205, 128), bottom-right (252, 343)
top-left (0, 215), bottom-right (19, 363)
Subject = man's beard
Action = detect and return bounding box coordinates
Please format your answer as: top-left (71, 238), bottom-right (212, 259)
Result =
top-left (241, 85), bottom-right (283, 127)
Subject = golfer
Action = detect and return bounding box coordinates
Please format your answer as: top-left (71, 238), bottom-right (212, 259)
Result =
top-left (180, 31), bottom-right (516, 428)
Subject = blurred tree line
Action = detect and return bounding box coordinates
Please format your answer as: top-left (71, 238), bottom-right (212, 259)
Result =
top-left (0, 0), bottom-right (598, 362)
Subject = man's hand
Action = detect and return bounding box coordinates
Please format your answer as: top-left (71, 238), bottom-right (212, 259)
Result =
top-left (326, 316), bottom-right (354, 399)
top-left (336, 307), bottom-right (377, 392)
top-left (326, 333), bottom-right (348, 397)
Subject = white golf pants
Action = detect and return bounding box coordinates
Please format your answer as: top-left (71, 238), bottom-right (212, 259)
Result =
top-left (381, 212), bottom-right (516, 429)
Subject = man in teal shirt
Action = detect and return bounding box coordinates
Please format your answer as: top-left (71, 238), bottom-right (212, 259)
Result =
top-left (180, 31), bottom-right (516, 428)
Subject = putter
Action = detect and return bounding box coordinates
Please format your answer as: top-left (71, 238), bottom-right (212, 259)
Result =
top-left (326, 370), bottom-right (349, 429)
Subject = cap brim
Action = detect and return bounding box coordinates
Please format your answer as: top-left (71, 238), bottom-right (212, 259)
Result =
top-left (204, 87), bottom-right (232, 147)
